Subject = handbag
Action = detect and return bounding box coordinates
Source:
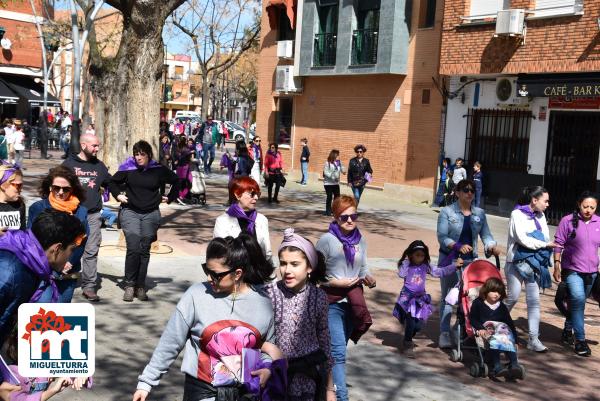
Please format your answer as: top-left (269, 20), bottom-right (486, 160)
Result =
top-left (445, 286), bottom-right (459, 305)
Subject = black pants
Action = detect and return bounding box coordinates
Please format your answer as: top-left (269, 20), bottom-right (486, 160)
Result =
top-left (120, 208), bottom-right (161, 288)
top-left (324, 184), bottom-right (340, 214)
top-left (267, 177), bottom-right (281, 201)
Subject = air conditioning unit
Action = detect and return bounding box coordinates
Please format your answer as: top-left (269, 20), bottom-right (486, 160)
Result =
top-left (495, 77), bottom-right (521, 105)
top-left (277, 40), bottom-right (294, 59)
top-left (496, 9), bottom-right (525, 36)
top-left (276, 66), bottom-right (303, 93)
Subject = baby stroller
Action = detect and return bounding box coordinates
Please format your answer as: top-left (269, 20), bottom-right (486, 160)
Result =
top-left (189, 160), bottom-right (206, 205)
top-left (449, 255), bottom-right (525, 379)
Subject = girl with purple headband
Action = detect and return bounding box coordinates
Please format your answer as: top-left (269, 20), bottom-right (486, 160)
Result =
top-left (0, 163), bottom-right (25, 232)
top-left (264, 228), bottom-right (335, 401)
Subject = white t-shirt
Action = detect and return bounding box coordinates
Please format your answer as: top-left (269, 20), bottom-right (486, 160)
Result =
top-left (452, 167), bottom-right (467, 184)
top-left (4, 126), bottom-right (14, 144)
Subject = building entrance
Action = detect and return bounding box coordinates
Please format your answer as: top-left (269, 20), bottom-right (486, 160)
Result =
top-left (544, 111), bottom-right (600, 224)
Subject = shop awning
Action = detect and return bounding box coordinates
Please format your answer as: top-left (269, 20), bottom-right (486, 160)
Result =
top-left (266, 0), bottom-right (297, 30)
top-left (517, 73), bottom-right (600, 97)
top-left (0, 79), bottom-right (18, 104)
top-left (1, 75), bottom-right (61, 107)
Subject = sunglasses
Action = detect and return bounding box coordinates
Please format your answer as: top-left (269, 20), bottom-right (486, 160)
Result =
top-left (244, 191), bottom-right (261, 198)
top-left (9, 182), bottom-right (23, 191)
top-left (356, 150), bottom-right (364, 154)
top-left (202, 263), bottom-right (237, 282)
top-left (254, 140), bottom-right (261, 143)
top-left (51, 185), bottom-right (72, 194)
top-left (338, 213), bottom-right (359, 222)
top-left (461, 188), bottom-right (475, 194)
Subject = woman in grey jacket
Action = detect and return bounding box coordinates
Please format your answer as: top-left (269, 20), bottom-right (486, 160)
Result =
top-left (323, 149), bottom-right (344, 216)
top-left (436, 179), bottom-right (499, 349)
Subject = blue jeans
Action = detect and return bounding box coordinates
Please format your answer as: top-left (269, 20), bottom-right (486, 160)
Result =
top-left (101, 207), bottom-right (117, 227)
top-left (474, 188), bottom-right (482, 208)
top-left (300, 161), bottom-right (309, 184)
top-left (439, 258), bottom-right (472, 333)
top-left (490, 350), bottom-right (518, 372)
top-left (351, 185), bottom-right (365, 204)
top-left (328, 302), bottom-right (353, 401)
top-left (37, 271), bottom-right (78, 303)
top-left (202, 143), bottom-right (216, 173)
top-left (564, 271), bottom-right (596, 341)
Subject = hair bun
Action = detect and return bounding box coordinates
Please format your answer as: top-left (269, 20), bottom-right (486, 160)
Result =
top-left (283, 227), bottom-right (295, 241)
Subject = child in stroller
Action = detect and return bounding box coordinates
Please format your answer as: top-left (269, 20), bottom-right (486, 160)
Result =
top-left (392, 240), bottom-right (463, 358)
top-left (468, 277), bottom-right (525, 380)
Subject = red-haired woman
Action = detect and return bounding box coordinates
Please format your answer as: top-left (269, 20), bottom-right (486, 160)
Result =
top-left (213, 176), bottom-right (273, 264)
top-left (316, 195), bottom-right (376, 401)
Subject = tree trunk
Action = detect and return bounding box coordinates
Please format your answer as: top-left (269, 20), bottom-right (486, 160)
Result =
top-left (201, 74), bottom-right (210, 120)
top-left (89, 22), bottom-right (163, 171)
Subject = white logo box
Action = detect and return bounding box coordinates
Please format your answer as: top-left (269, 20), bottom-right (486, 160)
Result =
top-left (18, 303), bottom-right (95, 378)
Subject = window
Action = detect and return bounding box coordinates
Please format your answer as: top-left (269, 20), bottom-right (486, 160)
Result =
top-left (405, 0), bottom-right (413, 34)
top-left (174, 66), bottom-right (184, 79)
top-left (469, 0), bottom-right (509, 18)
top-left (313, 0), bottom-right (338, 66)
top-left (533, 0), bottom-right (583, 18)
top-left (278, 7), bottom-right (295, 41)
top-left (418, 0), bottom-right (436, 28)
top-left (421, 89), bottom-right (430, 104)
top-left (465, 109), bottom-right (531, 171)
top-left (275, 97), bottom-right (293, 145)
top-left (352, 0), bottom-right (380, 65)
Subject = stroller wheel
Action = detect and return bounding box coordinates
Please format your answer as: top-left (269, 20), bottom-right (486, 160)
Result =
top-left (450, 349), bottom-right (463, 362)
top-left (517, 365), bottom-right (526, 380)
top-left (469, 363), bottom-right (479, 378)
top-left (480, 363), bottom-right (489, 378)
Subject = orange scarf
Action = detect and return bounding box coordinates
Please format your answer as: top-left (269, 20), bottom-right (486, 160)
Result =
top-left (48, 192), bottom-right (80, 214)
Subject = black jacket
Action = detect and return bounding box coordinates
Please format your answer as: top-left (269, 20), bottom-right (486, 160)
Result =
top-left (347, 157), bottom-right (373, 187)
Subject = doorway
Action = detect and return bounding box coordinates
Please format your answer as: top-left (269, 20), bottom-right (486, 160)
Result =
top-left (544, 111), bottom-right (600, 224)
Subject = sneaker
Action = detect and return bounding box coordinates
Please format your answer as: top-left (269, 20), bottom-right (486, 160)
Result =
top-left (561, 329), bottom-right (575, 346)
top-left (301, 183), bottom-right (307, 186)
top-left (123, 287), bottom-right (134, 302)
top-left (135, 287), bottom-right (149, 301)
top-left (527, 336), bottom-right (548, 353)
top-left (438, 332), bottom-right (452, 349)
top-left (574, 340), bottom-right (591, 357)
top-left (105, 226), bottom-right (118, 231)
top-left (82, 289), bottom-right (100, 302)
top-left (509, 364), bottom-right (524, 380)
top-left (403, 341), bottom-right (415, 358)
top-left (176, 198), bottom-right (187, 206)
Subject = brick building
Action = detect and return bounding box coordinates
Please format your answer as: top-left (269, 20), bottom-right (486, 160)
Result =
top-left (0, 1), bottom-right (60, 123)
top-left (439, 0), bottom-right (600, 221)
top-left (256, 0), bottom-right (445, 202)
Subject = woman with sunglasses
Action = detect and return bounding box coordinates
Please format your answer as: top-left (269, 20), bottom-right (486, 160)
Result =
top-left (133, 234), bottom-right (282, 401)
top-left (109, 140), bottom-right (179, 302)
top-left (263, 143), bottom-right (284, 203)
top-left (316, 195), bottom-right (375, 401)
top-left (248, 136), bottom-right (263, 185)
top-left (27, 165), bottom-right (90, 302)
top-left (0, 163), bottom-right (25, 232)
top-left (347, 144), bottom-right (372, 205)
top-left (436, 179), bottom-right (499, 349)
top-left (214, 176), bottom-right (273, 265)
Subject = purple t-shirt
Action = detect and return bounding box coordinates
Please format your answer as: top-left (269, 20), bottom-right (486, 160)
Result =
top-left (398, 260), bottom-right (457, 295)
top-left (554, 213), bottom-right (600, 274)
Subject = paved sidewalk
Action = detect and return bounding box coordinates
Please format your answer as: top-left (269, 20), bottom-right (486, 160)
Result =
top-left (18, 149), bottom-right (600, 401)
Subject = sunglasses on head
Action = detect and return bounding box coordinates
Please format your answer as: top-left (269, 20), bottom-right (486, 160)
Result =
top-left (202, 263), bottom-right (237, 282)
top-left (9, 182), bottom-right (22, 191)
top-left (461, 188), bottom-right (475, 194)
top-left (338, 213), bottom-right (359, 222)
top-left (51, 185), bottom-right (72, 194)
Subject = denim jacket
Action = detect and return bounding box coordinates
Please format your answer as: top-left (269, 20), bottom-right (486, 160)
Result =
top-left (436, 202), bottom-right (496, 259)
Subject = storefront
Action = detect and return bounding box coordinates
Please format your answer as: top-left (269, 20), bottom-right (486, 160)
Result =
top-left (444, 73), bottom-right (600, 222)
top-left (0, 74), bottom-right (61, 124)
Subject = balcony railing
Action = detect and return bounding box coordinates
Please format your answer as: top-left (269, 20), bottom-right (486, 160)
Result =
top-left (313, 33), bottom-right (337, 67)
top-left (351, 29), bottom-right (378, 65)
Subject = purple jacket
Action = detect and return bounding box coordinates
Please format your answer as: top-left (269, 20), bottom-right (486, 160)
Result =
top-left (554, 213), bottom-right (600, 274)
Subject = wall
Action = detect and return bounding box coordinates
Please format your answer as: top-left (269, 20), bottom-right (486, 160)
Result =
top-left (0, 0), bottom-right (47, 69)
top-left (440, 0), bottom-right (600, 75)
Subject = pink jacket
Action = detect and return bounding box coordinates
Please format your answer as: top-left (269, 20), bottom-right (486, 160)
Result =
top-left (263, 151), bottom-right (284, 174)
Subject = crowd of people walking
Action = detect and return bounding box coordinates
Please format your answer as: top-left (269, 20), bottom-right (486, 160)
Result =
top-left (1, 123), bottom-right (600, 401)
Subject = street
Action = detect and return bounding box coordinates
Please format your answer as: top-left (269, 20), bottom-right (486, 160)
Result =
top-left (18, 149), bottom-right (600, 401)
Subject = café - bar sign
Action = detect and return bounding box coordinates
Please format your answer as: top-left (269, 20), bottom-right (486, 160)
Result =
top-left (516, 74), bottom-right (600, 97)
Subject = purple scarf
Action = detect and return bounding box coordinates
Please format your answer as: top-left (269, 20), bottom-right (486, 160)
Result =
top-left (118, 157), bottom-right (162, 172)
top-left (0, 230), bottom-right (58, 302)
top-left (226, 202), bottom-right (257, 234)
top-left (0, 163), bottom-right (20, 185)
top-left (328, 221), bottom-right (362, 267)
top-left (439, 241), bottom-right (464, 267)
top-left (515, 204), bottom-right (542, 230)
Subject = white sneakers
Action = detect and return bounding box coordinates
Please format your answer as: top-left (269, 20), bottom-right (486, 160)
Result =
top-left (527, 336), bottom-right (548, 352)
top-left (439, 332), bottom-right (453, 349)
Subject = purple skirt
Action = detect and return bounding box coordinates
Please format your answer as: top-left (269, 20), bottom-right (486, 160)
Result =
top-left (393, 288), bottom-right (434, 322)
